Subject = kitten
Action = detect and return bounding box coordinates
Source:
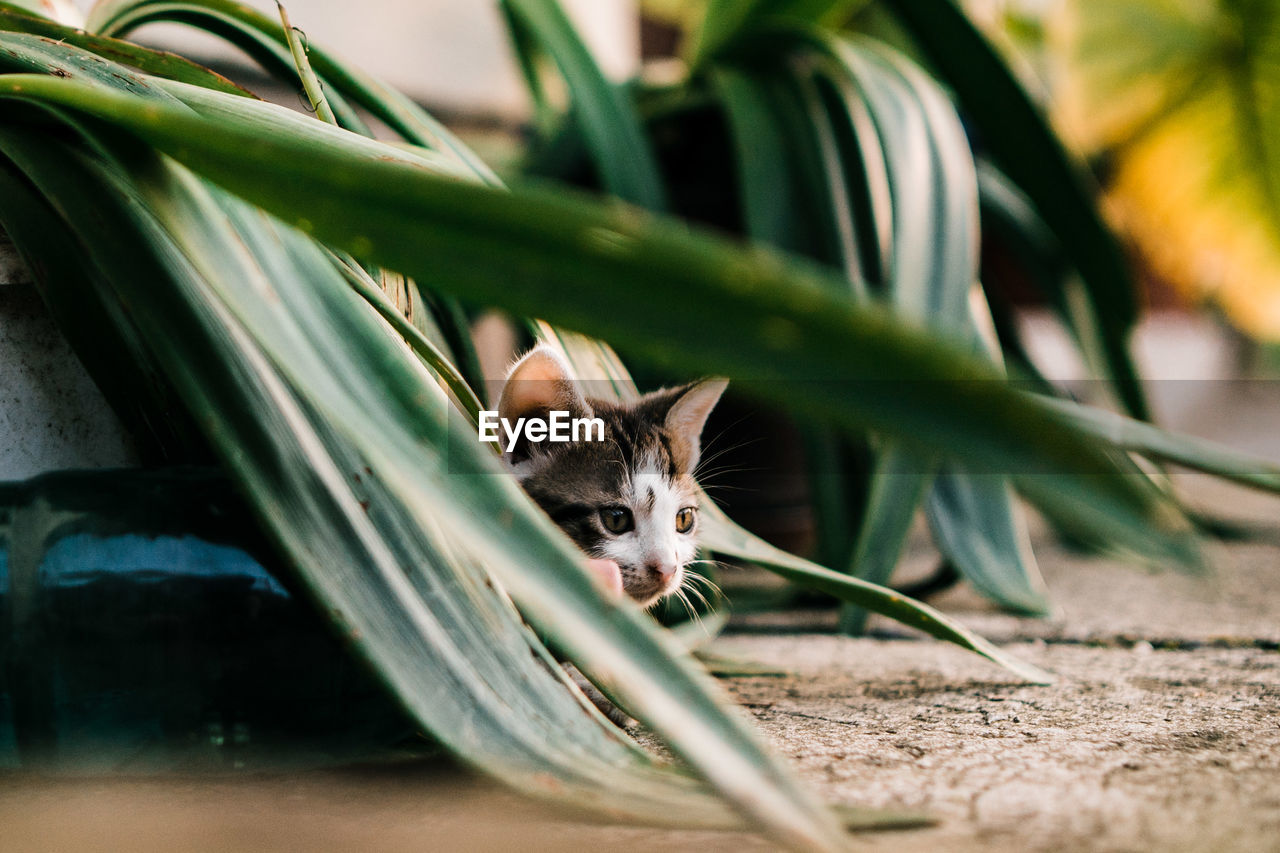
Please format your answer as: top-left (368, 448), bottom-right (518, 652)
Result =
top-left (496, 345), bottom-right (726, 607)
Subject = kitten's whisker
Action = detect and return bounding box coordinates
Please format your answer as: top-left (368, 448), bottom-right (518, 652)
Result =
top-left (684, 574), bottom-right (725, 607)
top-left (696, 438), bottom-right (762, 479)
top-left (602, 436), bottom-right (630, 480)
top-left (677, 587), bottom-right (709, 635)
top-left (673, 586), bottom-right (698, 624)
top-left (686, 570), bottom-right (725, 592)
top-left (697, 418), bottom-right (761, 468)
top-left (695, 463), bottom-right (767, 480)
top-left (696, 483), bottom-right (754, 496)
top-left (693, 454), bottom-right (760, 481)
top-left (684, 569), bottom-right (731, 605)
top-left (682, 581), bottom-right (711, 611)
top-left (697, 588), bottom-right (724, 611)
top-left (692, 445), bottom-right (750, 478)
top-left (685, 558), bottom-right (735, 572)
top-left (696, 436), bottom-right (756, 461)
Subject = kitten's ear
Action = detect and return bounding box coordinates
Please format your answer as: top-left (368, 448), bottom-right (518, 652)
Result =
top-left (498, 346), bottom-right (592, 461)
top-left (664, 378), bottom-right (728, 472)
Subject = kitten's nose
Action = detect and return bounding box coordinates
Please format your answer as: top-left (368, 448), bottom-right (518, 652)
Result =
top-left (647, 561), bottom-right (677, 579)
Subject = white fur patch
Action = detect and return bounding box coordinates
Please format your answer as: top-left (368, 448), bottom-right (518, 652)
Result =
top-left (589, 450), bottom-right (697, 605)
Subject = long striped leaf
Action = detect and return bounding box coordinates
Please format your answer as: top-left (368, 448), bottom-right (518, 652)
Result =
top-left (867, 40), bottom-right (1050, 616)
top-left (801, 38), bottom-right (951, 626)
top-left (696, 501), bottom-right (1051, 683)
top-left (712, 62), bottom-right (868, 578)
top-left (881, 0), bottom-right (1149, 421)
top-left (835, 444), bottom-right (932, 634)
top-left (500, 0), bottom-right (667, 210)
top-left (83, 0), bottom-right (491, 391)
top-left (793, 34), bottom-right (1049, 617)
top-left (0, 71), bottom-right (1196, 569)
top-left (89, 0), bottom-right (497, 177)
top-left (689, 0), bottom-right (868, 69)
top-left (83, 0), bottom-right (370, 133)
top-left (0, 1), bottom-right (250, 95)
top-left (1040, 397), bottom-right (1280, 496)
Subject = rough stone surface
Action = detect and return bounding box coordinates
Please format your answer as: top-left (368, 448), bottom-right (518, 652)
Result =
top-left (715, 639), bottom-right (1280, 852)
top-left (0, 283), bottom-right (140, 479)
top-left (0, 240), bottom-right (139, 479)
top-left (5, 474), bottom-right (1279, 852)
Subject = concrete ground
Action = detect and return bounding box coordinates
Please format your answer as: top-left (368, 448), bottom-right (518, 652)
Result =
top-left (4, 468), bottom-right (1278, 852)
top-left (719, 482), bottom-right (1280, 852)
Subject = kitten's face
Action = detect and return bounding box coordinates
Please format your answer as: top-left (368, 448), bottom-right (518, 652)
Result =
top-left (497, 348), bottom-right (726, 607)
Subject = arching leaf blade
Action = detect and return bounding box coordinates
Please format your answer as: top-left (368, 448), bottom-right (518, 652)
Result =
top-left (0, 72), bottom-right (1200, 572)
top-left (500, 0), bottom-right (667, 210)
top-left (881, 0), bottom-right (1149, 421)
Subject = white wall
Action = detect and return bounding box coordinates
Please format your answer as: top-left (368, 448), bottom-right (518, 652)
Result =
top-left (0, 254), bottom-right (140, 480)
top-left (81, 0), bottom-right (640, 120)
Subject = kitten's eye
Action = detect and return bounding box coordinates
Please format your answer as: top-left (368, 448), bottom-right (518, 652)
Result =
top-left (675, 507), bottom-right (697, 534)
top-left (599, 506), bottom-right (634, 534)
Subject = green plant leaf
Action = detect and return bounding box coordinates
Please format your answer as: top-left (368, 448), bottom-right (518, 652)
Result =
top-left (925, 470), bottom-right (1049, 613)
top-left (94, 0), bottom-right (489, 386)
top-left (809, 38), bottom-right (960, 626)
top-left (758, 31), bottom-right (1048, 617)
top-left (83, 0), bottom-right (373, 134)
top-left (712, 60), bottom-right (871, 585)
top-left (500, 0), bottom-right (667, 210)
top-left (714, 32), bottom-right (913, 591)
top-left (1040, 396), bottom-right (1280, 496)
top-left (91, 0), bottom-right (498, 178)
top-left (762, 40), bottom-right (909, 602)
top-left (150, 77), bottom-right (469, 178)
top-left (689, 0), bottom-right (869, 69)
top-left (866, 44), bottom-right (1050, 617)
top-left (882, 0), bottom-right (1149, 421)
top-left (275, 0), bottom-right (335, 125)
top-left (332, 250), bottom-right (486, 424)
top-left (0, 67), bottom-right (1201, 580)
top-left (835, 445), bottom-right (932, 634)
top-left (689, 0), bottom-right (771, 71)
top-left (696, 501), bottom-right (1052, 684)
top-left (0, 1), bottom-right (251, 95)
top-left (85, 0), bottom-right (496, 394)
top-left (714, 65), bottom-right (842, 270)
